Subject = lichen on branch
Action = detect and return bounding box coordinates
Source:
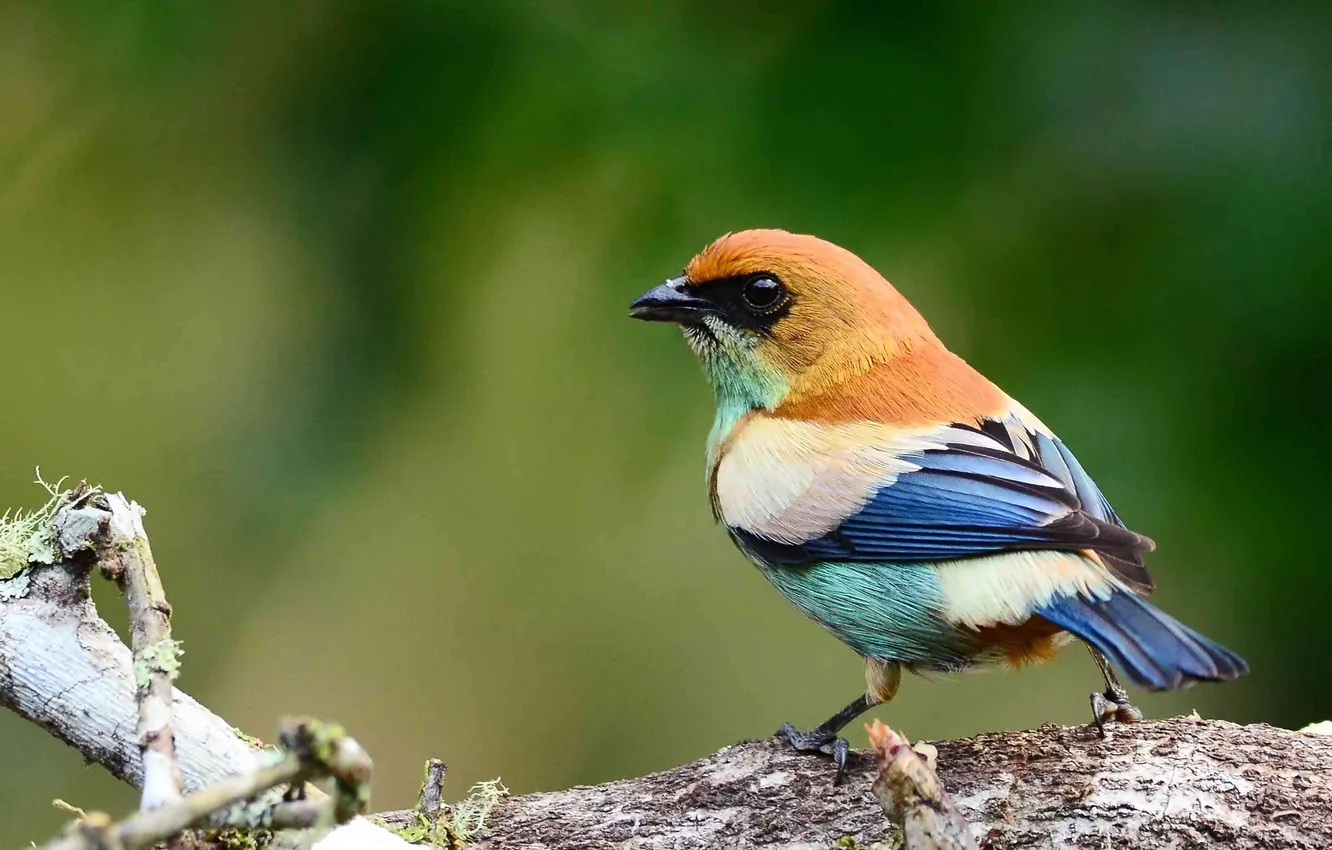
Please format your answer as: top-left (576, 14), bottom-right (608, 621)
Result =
top-left (0, 470), bottom-right (70, 580)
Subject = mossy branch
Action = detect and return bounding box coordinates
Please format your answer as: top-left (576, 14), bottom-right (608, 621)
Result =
top-left (4, 481), bottom-right (1331, 849)
top-left (0, 470), bottom-right (67, 580)
top-left (37, 717), bottom-right (373, 850)
top-left (0, 481), bottom-right (413, 849)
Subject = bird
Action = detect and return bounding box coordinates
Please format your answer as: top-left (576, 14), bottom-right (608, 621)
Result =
top-left (628, 229), bottom-right (1247, 783)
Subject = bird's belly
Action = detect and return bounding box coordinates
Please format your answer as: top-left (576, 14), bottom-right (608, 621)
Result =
top-left (754, 558), bottom-right (978, 671)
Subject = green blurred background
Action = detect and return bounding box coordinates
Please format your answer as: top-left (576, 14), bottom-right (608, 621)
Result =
top-left (2, 1), bottom-right (1329, 841)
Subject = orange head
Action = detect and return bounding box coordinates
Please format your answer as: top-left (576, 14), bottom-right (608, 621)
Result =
top-left (630, 229), bottom-right (942, 413)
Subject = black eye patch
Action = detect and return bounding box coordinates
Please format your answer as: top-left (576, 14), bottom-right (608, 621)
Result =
top-left (687, 272), bottom-right (792, 332)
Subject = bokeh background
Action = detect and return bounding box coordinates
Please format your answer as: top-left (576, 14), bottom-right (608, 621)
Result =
top-left (3, 1), bottom-right (1330, 841)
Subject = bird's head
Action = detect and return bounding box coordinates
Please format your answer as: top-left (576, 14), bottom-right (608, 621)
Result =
top-left (630, 229), bottom-right (937, 413)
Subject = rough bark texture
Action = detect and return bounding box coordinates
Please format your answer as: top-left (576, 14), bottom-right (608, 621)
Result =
top-left (0, 554), bottom-right (267, 794)
top-left (377, 718), bottom-right (1332, 849)
top-left (3, 497), bottom-right (1328, 849)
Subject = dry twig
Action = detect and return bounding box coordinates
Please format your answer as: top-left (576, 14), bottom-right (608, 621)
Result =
top-left (867, 719), bottom-right (977, 850)
top-left (37, 717), bottom-right (373, 850)
top-left (93, 491), bottom-right (184, 811)
top-left (419, 758), bottom-right (448, 822)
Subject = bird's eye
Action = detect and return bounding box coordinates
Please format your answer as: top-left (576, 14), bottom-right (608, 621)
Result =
top-left (742, 276), bottom-right (786, 313)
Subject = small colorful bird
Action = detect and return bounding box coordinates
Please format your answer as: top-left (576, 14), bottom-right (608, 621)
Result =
top-left (630, 229), bottom-right (1246, 782)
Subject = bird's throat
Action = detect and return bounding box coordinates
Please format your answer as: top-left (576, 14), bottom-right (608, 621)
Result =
top-left (699, 351), bottom-right (788, 469)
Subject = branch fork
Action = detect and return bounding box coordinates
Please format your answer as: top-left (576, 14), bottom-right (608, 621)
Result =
top-left (0, 483), bottom-right (408, 849)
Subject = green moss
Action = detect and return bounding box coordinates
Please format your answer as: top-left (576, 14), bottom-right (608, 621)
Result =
top-left (377, 778), bottom-right (508, 848)
top-left (299, 720), bottom-right (374, 820)
top-left (233, 727), bottom-right (267, 748)
top-left (133, 638), bottom-right (184, 686)
top-left (834, 837), bottom-right (901, 850)
top-left (307, 720), bottom-right (349, 763)
top-left (383, 812), bottom-right (438, 845)
top-left (379, 811), bottom-right (463, 849)
top-left (0, 473), bottom-right (105, 582)
top-left (212, 827), bottom-right (274, 849)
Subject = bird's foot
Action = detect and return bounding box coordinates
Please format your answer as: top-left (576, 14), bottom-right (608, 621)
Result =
top-left (1090, 687), bottom-right (1143, 737)
top-left (776, 722), bottom-right (851, 785)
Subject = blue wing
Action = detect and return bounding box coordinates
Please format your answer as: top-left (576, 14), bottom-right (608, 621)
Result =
top-left (733, 416), bottom-right (1155, 593)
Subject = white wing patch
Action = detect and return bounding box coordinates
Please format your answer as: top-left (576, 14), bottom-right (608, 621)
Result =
top-left (934, 425), bottom-right (1009, 451)
top-left (933, 550), bottom-right (1117, 629)
top-left (1005, 397), bottom-right (1056, 437)
top-left (714, 418), bottom-right (946, 544)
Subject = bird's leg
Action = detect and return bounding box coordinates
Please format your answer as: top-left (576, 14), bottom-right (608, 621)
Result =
top-left (1087, 646), bottom-right (1143, 736)
top-left (777, 693), bottom-right (874, 786)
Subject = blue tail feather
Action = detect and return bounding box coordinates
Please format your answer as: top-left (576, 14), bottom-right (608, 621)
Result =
top-left (1037, 590), bottom-right (1248, 691)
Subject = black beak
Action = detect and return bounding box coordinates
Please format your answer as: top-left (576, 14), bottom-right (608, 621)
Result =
top-left (629, 276), bottom-right (711, 323)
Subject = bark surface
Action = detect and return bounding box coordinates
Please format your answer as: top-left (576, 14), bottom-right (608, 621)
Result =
top-left (374, 717), bottom-right (1331, 849)
top-left (3, 497), bottom-right (1327, 849)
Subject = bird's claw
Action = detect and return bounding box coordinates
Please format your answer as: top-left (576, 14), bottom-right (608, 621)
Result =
top-left (1090, 687), bottom-right (1143, 737)
top-left (777, 722), bottom-right (851, 785)
top-left (831, 736), bottom-right (850, 784)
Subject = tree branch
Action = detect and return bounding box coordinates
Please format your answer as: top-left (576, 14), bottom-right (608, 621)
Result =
top-left (37, 717), bottom-right (373, 850)
top-left (93, 492), bottom-right (184, 811)
top-left (2, 486), bottom-right (1329, 849)
top-left (0, 488), bottom-right (412, 849)
top-left (362, 717), bottom-right (1331, 849)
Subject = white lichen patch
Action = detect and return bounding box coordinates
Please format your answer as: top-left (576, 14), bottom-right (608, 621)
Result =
top-left (221, 787), bottom-right (291, 829)
top-left (952, 773), bottom-right (1014, 816)
top-left (672, 806), bottom-right (742, 845)
top-left (707, 745), bottom-right (777, 785)
top-left (1036, 737), bottom-right (1254, 847)
top-left (0, 571), bottom-right (31, 601)
top-left (1084, 738), bottom-right (1253, 820)
top-left (758, 769), bottom-right (794, 789)
top-left (103, 492), bottom-right (147, 545)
